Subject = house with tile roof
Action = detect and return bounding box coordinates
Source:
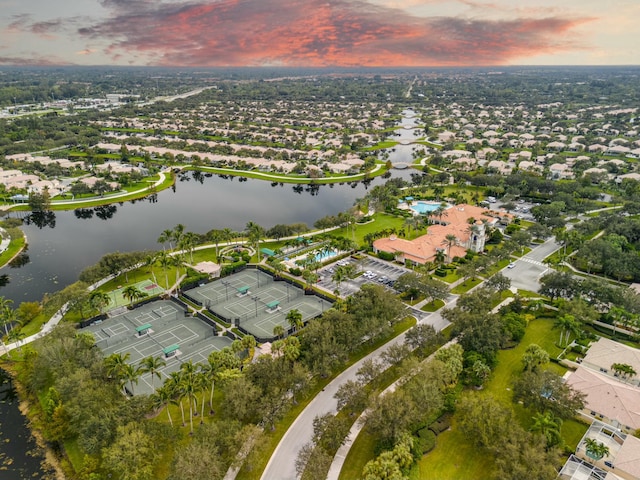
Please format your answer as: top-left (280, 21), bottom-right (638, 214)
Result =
top-left (565, 366), bottom-right (640, 433)
top-left (559, 421), bottom-right (640, 480)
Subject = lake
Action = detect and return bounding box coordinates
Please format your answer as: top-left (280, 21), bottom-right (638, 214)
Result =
top-left (0, 115), bottom-right (419, 476)
top-left (0, 169), bottom-right (414, 304)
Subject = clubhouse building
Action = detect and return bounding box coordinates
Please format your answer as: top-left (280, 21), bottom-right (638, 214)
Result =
top-left (372, 203), bottom-right (510, 265)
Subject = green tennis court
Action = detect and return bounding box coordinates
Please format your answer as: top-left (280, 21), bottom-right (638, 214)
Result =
top-left (106, 279), bottom-right (165, 309)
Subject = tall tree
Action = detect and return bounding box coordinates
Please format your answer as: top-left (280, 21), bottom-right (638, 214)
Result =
top-left (139, 356), bottom-right (166, 392)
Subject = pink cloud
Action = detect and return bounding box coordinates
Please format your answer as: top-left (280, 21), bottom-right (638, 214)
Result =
top-left (76, 0), bottom-right (591, 66)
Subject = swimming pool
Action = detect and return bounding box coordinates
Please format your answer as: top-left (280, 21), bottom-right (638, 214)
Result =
top-left (314, 249), bottom-right (338, 262)
top-left (410, 201), bottom-right (441, 215)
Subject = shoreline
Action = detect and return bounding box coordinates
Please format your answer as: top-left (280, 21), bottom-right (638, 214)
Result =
top-left (1, 163), bottom-right (389, 213)
top-left (2, 365), bottom-right (66, 480)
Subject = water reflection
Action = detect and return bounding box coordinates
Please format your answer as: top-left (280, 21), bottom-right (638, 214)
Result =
top-left (23, 211), bottom-right (56, 229)
top-left (0, 172), bottom-right (401, 303)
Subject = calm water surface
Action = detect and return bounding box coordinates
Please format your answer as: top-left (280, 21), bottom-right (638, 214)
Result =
top-left (0, 369), bottom-right (53, 479)
top-left (0, 115), bottom-right (417, 476)
top-left (1, 171), bottom-right (414, 303)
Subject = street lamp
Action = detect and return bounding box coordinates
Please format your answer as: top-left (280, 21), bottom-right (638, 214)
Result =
top-left (252, 295), bottom-right (260, 318)
top-left (222, 280), bottom-right (230, 301)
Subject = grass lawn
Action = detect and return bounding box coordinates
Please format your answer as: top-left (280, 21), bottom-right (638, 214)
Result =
top-left (328, 212), bottom-right (405, 246)
top-left (0, 228), bottom-right (26, 268)
top-left (561, 418), bottom-right (590, 450)
top-left (408, 415), bottom-right (495, 480)
top-left (450, 277), bottom-right (482, 294)
top-left (414, 316), bottom-right (569, 479)
top-left (421, 299), bottom-right (445, 312)
top-left (339, 430), bottom-right (379, 480)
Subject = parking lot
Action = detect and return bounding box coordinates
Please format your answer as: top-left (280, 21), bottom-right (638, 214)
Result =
top-left (486, 198), bottom-right (537, 221)
top-left (317, 255), bottom-right (412, 297)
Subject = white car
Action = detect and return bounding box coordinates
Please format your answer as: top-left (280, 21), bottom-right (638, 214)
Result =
top-left (507, 262), bottom-right (516, 269)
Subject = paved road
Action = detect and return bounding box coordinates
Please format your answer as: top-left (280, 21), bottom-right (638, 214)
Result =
top-left (502, 237), bottom-right (560, 292)
top-left (260, 300), bottom-right (453, 480)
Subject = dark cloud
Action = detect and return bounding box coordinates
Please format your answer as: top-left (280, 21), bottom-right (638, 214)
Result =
top-left (7, 14), bottom-right (32, 31)
top-left (30, 20), bottom-right (63, 35)
top-left (78, 0), bottom-right (589, 66)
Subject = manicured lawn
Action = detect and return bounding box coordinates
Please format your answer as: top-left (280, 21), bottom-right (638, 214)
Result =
top-left (409, 415), bottom-right (494, 480)
top-left (414, 316), bottom-right (568, 479)
top-left (339, 430), bottom-right (378, 480)
top-left (561, 419), bottom-right (590, 450)
top-left (329, 212), bottom-right (405, 246)
top-left (0, 228), bottom-right (26, 268)
top-left (450, 277), bottom-right (482, 294)
top-left (421, 299), bottom-right (445, 312)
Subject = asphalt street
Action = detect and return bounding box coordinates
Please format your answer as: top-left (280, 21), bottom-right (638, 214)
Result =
top-left (260, 298), bottom-right (454, 480)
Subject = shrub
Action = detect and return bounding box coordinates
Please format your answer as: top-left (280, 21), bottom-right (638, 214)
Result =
top-left (289, 267), bottom-right (302, 276)
top-left (435, 269), bottom-right (447, 277)
top-left (413, 428), bottom-right (436, 455)
top-left (221, 261), bottom-right (246, 276)
top-left (429, 414), bottom-right (452, 434)
top-left (378, 251), bottom-right (395, 261)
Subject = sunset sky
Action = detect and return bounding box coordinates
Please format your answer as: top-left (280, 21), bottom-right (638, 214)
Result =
top-left (1, 0), bottom-right (638, 67)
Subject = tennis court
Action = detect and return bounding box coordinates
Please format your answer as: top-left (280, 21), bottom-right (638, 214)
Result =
top-left (186, 269), bottom-right (333, 340)
top-left (82, 299), bottom-right (233, 396)
top-left (106, 279), bottom-right (165, 309)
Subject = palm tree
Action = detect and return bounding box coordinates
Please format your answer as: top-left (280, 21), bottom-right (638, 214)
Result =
top-left (1, 305), bottom-right (16, 344)
top-left (144, 253), bottom-right (157, 274)
top-left (172, 224), bottom-right (185, 250)
top-left (531, 411), bottom-right (563, 449)
top-left (554, 314), bottom-right (580, 347)
top-left (104, 352), bottom-right (130, 381)
top-left (166, 371), bottom-right (186, 427)
top-left (286, 309), bottom-right (303, 333)
top-left (246, 221), bottom-right (265, 262)
top-left (6, 328), bottom-right (24, 358)
top-left (122, 363), bottom-right (142, 396)
top-left (89, 290), bottom-right (111, 314)
top-left (221, 228), bottom-right (235, 247)
top-left (442, 234), bottom-right (457, 262)
top-left (171, 254), bottom-right (183, 290)
top-left (179, 232), bottom-right (198, 264)
top-left (269, 259), bottom-right (286, 279)
top-left (332, 267), bottom-right (348, 295)
top-left (0, 297), bottom-right (14, 339)
top-left (282, 336), bottom-right (301, 363)
top-left (583, 438), bottom-right (610, 460)
top-left (273, 325), bottom-right (285, 340)
top-left (152, 385), bottom-right (174, 427)
top-left (179, 361), bottom-right (198, 434)
top-left (157, 252), bottom-right (171, 290)
top-left (434, 249), bottom-right (446, 266)
top-left (139, 356), bottom-right (166, 391)
top-left (208, 229), bottom-right (223, 259)
top-left (158, 228), bottom-right (173, 251)
top-left (122, 285), bottom-right (147, 305)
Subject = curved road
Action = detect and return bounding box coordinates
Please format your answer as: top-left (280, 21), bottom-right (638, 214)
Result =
top-left (260, 302), bottom-right (451, 480)
top-left (261, 237), bottom-right (562, 479)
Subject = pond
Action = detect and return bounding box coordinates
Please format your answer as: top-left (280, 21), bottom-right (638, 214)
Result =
top-left (0, 368), bottom-right (55, 479)
top-left (0, 170), bottom-right (413, 304)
